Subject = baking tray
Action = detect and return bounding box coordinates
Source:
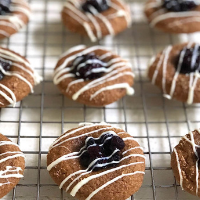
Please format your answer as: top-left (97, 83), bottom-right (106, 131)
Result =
top-left (0, 0), bottom-right (200, 199)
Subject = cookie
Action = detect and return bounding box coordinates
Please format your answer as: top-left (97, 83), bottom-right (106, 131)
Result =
top-left (171, 129), bottom-right (200, 197)
top-left (0, 47), bottom-right (42, 107)
top-left (147, 42), bottom-right (200, 104)
top-left (47, 124), bottom-right (145, 200)
top-left (144, 0), bottom-right (200, 33)
top-left (62, 0), bottom-right (132, 42)
top-left (53, 45), bottom-right (134, 107)
top-left (0, 0), bottom-right (31, 39)
top-left (0, 133), bottom-right (25, 198)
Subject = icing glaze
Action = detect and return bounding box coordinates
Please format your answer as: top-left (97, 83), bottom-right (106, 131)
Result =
top-left (0, 48), bottom-right (42, 107)
top-left (85, 171), bottom-right (145, 200)
top-left (63, 0), bottom-right (131, 41)
top-left (174, 130), bottom-right (200, 195)
top-left (0, 0), bottom-right (31, 38)
top-left (54, 45), bottom-right (134, 102)
top-left (0, 140), bottom-right (25, 187)
top-left (150, 43), bottom-right (200, 104)
top-left (48, 125), bottom-right (145, 199)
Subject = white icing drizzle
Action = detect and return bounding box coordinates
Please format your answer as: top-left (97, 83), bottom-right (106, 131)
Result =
top-left (150, 11), bottom-right (200, 27)
top-left (68, 156), bottom-right (145, 195)
top-left (145, 0), bottom-right (200, 29)
top-left (174, 148), bottom-right (183, 188)
top-left (0, 48), bottom-right (42, 107)
top-left (0, 0), bottom-right (31, 37)
top-left (150, 43), bottom-right (200, 104)
top-left (64, 0), bottom-right (131, 41)
top-left (48, 132), bottom-right (138, 172)
top-left (0, 166), bottom-right (23, 180)
top-left (49, 124), bottom-right (112, 149)
top-left (48, 126), bottom-right (145, 198)
top-left (175, 130), bottom-right (200, 195)
top-left (54, 45), bottom-right (134, 101)
top-left (0, 140), bottom-right (25, 187)
top-left (84, 171), bottom-right (145, 200)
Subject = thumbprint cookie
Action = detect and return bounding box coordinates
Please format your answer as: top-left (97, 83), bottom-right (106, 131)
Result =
top-left (61, 0), bottom-right (132, 42)
top-left (171, 129), bottom-right (200, 197)
top-left (0, 0), bottom-right (31, 39)
top-left (47, 124), bottom-right (145, 200)
top-left (0, 133), bottom-right (25, 198)
top-left (53, 45), bottom-right (134, 107)
top-left (144, 0), bottom-right (200, 33)
top-left (148, 42), bottom-right (200, 104)
top-left (0, 47), bottom-right (42, 107)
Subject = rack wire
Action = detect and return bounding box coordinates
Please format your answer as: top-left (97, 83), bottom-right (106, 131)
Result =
top-left (0, 0), bottom-right (200, 199)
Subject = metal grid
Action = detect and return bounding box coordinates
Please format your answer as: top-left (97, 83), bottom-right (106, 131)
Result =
top-left (0, 0), bottom-right (199, 199)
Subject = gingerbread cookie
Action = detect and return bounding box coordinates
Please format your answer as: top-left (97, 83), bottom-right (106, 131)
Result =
top-left (144, 0), bottom-right (200, 33)
top-left (0, 47), bottom-right (42, 107)
top-left (171, 129), bottom-right (200, 197)
top-left (0, 0), bottom-right (31, 39)
top-left (0, 133), bottom-right (25, 198)
top-left (62, 0), bottom-right (132, 42)
top-left (148, 42), bottom-right (200, 104)
top-left (53, 45), bottom-right (134, 107)
top-left (47, 124), bottom-right (145, 200)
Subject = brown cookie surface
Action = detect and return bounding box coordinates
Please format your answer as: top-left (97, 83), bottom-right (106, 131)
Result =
top-left (0, 47), bottom-right (42, 107)
top-left (0, 0), bottom-right (31, 39)
top-left (148, 42), bottom-right (200, 104)
top-left (0, 133), bottom-right (25, 198)
top-left (62, 0), bottom-right (132, 42)
top-left (144, 0), bottom-right (200, 33)
top-left (53, 45), bottom-right (134, 107)
top-left (47, 124), bottom-right (145, 200)
top-left (171, 129), bottom-right (200, 197)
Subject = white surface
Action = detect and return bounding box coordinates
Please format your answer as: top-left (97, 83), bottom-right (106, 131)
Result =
top-left (0, 0), bottom-right (199, 199)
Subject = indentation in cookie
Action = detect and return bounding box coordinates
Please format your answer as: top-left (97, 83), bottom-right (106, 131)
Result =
top-left (0, 0), bottom-right (11, 15)
top-left (70, 53), bottom-right (107, 80)
top-left (82, 0), bottom-right (109, 13)
top-left (176, 44), bottom-right (200, 74)
top-left (79, 132), bottom-right (125, 171)
top-left (0, 57), bottom-right (12, 80)
top-left (163, 0), bottom-right (197, 12)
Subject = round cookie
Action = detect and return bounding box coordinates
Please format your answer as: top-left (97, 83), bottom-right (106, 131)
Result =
top-left (0, 133), bottom-right (25, 198)
top-left (144, 0), bottom-right (200, 33)
top-left (148, 42), bottom-right (200, 104)
top-left (171, 129), bottom-right (200, 197)
top-left (62, 0), bottom-right (132, 42)
top-left (0, 0), bottom-right (31, 39)
top-left (53, 45), bottom-right (134, 107)
top-left (47, 124), bottom-right (145, 200)
top-left (0, 47), bottom-right (42, 107)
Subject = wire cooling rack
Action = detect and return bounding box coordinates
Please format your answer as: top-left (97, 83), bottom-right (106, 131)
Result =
top-left (1, 0), bottom-right (200, 199)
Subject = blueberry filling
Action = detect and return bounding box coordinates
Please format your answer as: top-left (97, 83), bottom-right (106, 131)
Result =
top-left (175, 44), bottom-right (200, 74)
top-left (0, 57), bottom-right (12, 81)
top-left (82, 0), bottom-right (109, 13)
top-left (70, 53), bottom-right (107, 80)
top-left (163, 0), bottom-right (197, 12)
top-left (0, 0), bottom-right (11, 15)
top-left (79, 132), bottom-right (125, 171)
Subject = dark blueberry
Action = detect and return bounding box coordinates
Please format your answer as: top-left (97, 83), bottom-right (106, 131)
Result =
top-left (86, 137), bottom-right (95, 147)
top-left (111, 136), bottom-right (125, 150)
top-left (70, 53), bottom-right (106, 80)
top-left (87, 145), bottom-right (102, 159)
top-left (80, 151), bottom-right (90, 167)
top-left (79, 132), bottom-right (125, 171)
top-left (0, 0), bottom-right (11, 15)
top-left (82, 0), bottom-right (109, 13)
top-left (0, 57), bottom-right (11, 81)
top-left (175, 45), bottom-right (200, 74)
top-left (163, 0), bottom-right (197, 12)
